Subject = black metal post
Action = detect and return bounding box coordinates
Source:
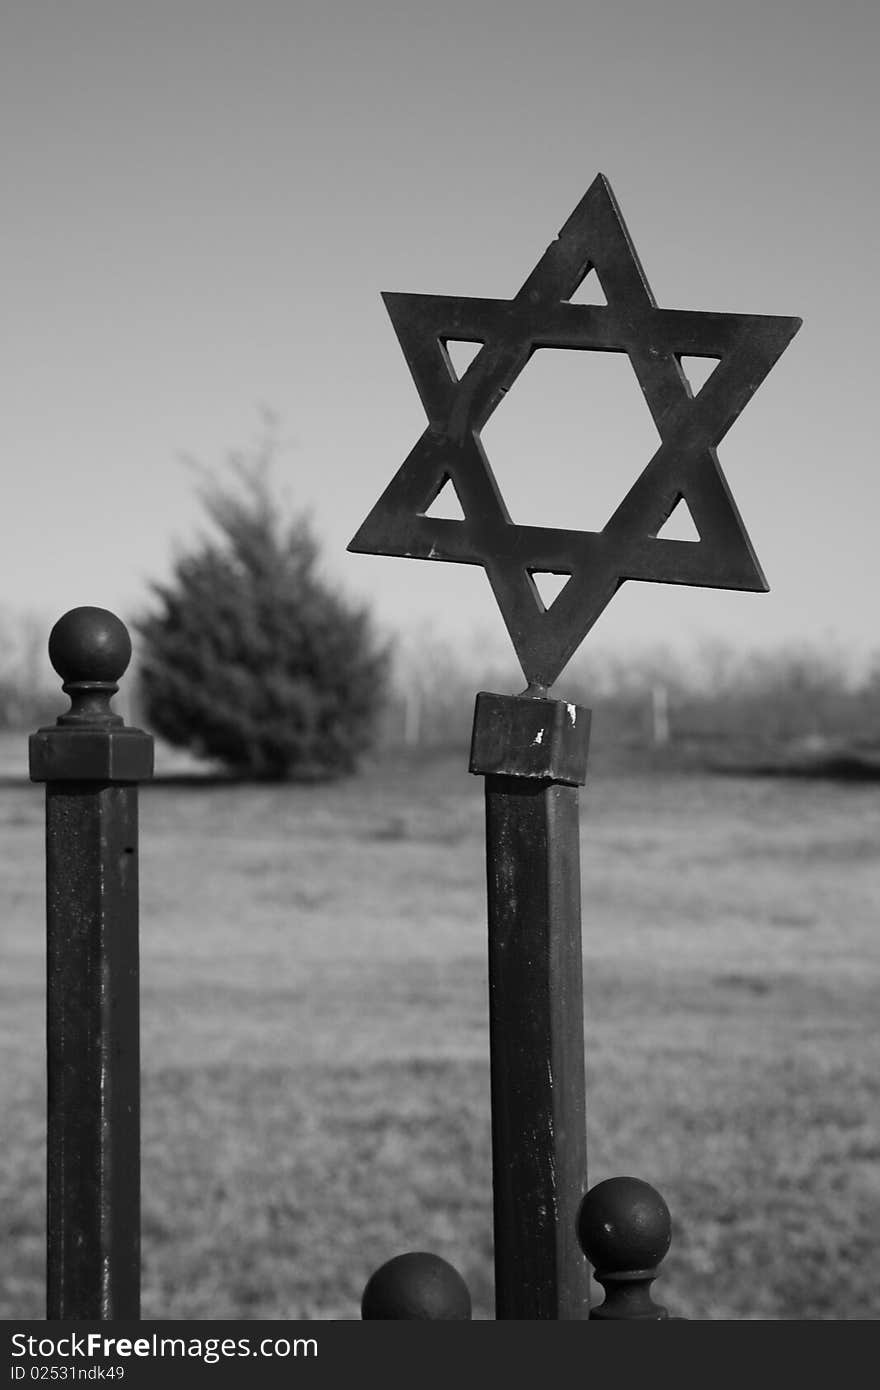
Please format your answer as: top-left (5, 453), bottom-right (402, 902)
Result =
top-left (469, 689), bottom-right (591, 1319)
top-left (29, 607), bottom-right (153, 1320)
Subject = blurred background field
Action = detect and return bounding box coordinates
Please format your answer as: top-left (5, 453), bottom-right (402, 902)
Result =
top-left (1, 732), bottom-right (878, 1320)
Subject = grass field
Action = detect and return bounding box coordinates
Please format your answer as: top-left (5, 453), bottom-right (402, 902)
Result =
top-left (1, 734), bottom-right (878, 1320)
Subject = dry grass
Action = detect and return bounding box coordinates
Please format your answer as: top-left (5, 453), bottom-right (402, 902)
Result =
top-left (0, 739), bottom-right (878, 1320)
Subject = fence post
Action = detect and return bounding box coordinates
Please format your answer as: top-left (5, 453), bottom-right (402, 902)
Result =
top-left (469, 690), bottom-right (592, 1319)
top-left (29, 607), bottom-right (154, 1320)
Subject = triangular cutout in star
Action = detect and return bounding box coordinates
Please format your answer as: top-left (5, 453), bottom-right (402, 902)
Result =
top-left (655, 497), bottom-right (700, 542)
top-left (422, 474), bottom-right (466, 521)
top-left (569, 267), bottom-right (607, 305)
top-left (678, 355), bottom-right (719, 396)
top-left (528, 570), bottom-right (572, 611)
top-left (442, 339), bottom-right (483, 380)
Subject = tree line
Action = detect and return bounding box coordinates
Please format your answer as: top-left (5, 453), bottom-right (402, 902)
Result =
top-left (4, 425), bottom-right (878, 775)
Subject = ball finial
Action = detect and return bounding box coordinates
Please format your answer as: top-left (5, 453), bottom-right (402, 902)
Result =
top-left (361, 1252), bottom-right (472, 1320)
top-left (578, 1177), bottom-right (673, 1320)
top-left (578, 1175), bottom-right (672, 1271)
top-left (48, 607), bottom-right (132, 686)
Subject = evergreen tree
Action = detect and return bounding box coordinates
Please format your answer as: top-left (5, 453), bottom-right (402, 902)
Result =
top-left (136, 434), bottom-right (390, 780)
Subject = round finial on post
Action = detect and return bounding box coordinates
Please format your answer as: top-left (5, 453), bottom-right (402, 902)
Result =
top-left (47, 607), bottom-right (132, 727)
top-left (361, 1252), bottom-right (472, 1320)
top-left (577, 1176), bottom-right (672, 1320)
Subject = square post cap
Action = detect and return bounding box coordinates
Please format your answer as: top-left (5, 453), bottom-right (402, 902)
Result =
top-left (469, 691), bottom-right (591, 785)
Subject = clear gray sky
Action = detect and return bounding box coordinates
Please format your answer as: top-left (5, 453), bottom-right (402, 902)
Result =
top-left (1, 1), bottom-right (876, 679)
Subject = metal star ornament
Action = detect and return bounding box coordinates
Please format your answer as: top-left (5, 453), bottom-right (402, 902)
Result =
top-left (349, 174), bottom-right (802, 690)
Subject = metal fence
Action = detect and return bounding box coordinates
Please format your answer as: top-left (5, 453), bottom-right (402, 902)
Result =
top-left (29, 605), bottom-right (675, 1322)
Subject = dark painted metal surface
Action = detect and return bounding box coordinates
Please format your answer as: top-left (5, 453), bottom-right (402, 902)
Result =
top-left (349, 173), bottom-right (802, 689)
top-left (29, 607), bottom-right (153, 1320)
top-left (470, 692), bottom-right (591, 1319)
top-left (470, 690), bottom-right (590, 781)
top-left (578, 1176), bottom-right (673, 1320)
top-left (361, 1253), bottom-right (472, 1320)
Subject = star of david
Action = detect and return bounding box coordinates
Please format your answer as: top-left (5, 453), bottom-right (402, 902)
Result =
top-left (349, 174), bottom-right (802, 690)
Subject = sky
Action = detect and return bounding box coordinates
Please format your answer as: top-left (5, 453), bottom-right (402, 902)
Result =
top-left (1, 0), bottom-right (877, 688)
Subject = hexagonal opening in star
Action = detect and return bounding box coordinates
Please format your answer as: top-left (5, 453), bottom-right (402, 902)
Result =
top-left (479, 347), bottom-right (663, 533)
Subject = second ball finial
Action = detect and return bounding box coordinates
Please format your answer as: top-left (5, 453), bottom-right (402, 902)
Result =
top-left (578, 1176), bottom-right (673, 1320)
top-left (361, 1252), bottom-right (472, 1320)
